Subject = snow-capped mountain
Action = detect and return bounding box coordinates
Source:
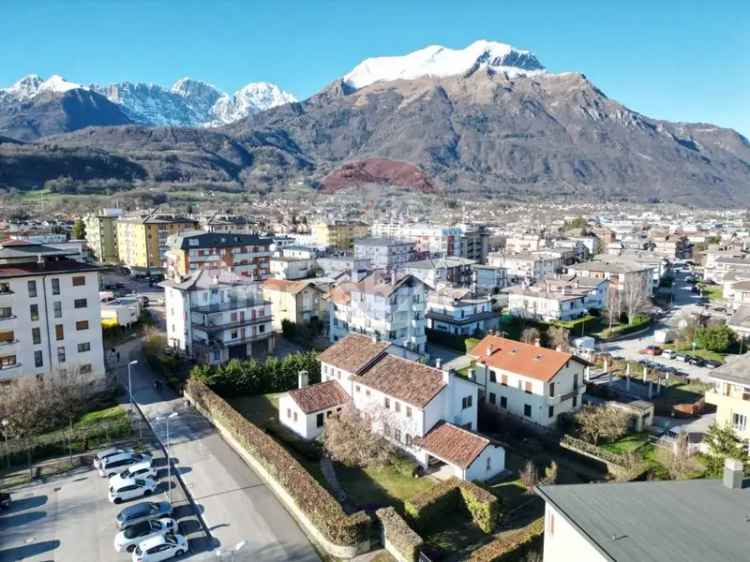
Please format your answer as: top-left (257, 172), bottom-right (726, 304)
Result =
top-left (0, 74), bottom-right (296, 128)
top-left (343, 39), bottom-right (545, 90)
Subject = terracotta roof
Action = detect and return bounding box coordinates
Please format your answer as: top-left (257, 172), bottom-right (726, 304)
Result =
top-left (420, 422), bottom-right (490, 468)
top-left (318, 334), bottom-right (389, 374)
top-left (357, 354), bottom-right (446, 408)
top-left (288, 380), bottom-right (349, 414)
top-left (262, 279), bottom-right (317, 294)
top-left (469, 335), bottom-right (582, 382)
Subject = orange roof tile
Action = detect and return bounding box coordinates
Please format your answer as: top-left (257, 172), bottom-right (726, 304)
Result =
top-left (288, 380), bottom-right (349, 414)
top-left (357, 354), bottom-right (446, 408)
top-left (318, 334), bottom-right (389, 374)
top-left (420, 422), bottom-right (491, 468)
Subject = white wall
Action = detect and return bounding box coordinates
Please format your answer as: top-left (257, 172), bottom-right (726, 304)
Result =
top-left (543, 504), bottom-right (606, 562)
top-left (465, 445), bottom-right (506, 481)
top-left (279, 394), bottom-right (324, 440)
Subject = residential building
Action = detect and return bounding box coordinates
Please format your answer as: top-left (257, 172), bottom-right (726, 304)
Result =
top-left (649, 232), bottom-right (691, 259)
top-left (537, 460), bottom-right (748, 562)
top-left (471, 264), bottom-right (508, 295)
top-left (116, 213), bottom-right (198, 270)
top-left (328, 271), bottom-right (428, 353)
top-left (426, 287), bottom-right (499, 336)
top-left (469, 335), bottom-right (588, 427)
top-left (401, 257), bottom-right (477, 288)
top-left (593, 252), bottom-right (668, 290)
top-left (269, 257), bottom-right (317, 280)
top-left (705, 354), bottom-right (750, 447)
top-left (353, 238), bottom-right (416, 269)
top-left (84, 208), bottom-right (123, 263)
top-left (568, 260), bottom-right (654, 310)
top-left (505, 234), bottom-right (548, 253)
top-left (487, 252), bottom-right (561, 282)
top-left (164, 231), bottom-right (272, 281)
top-left (317, 256), bottom-right (371, 279)
top-left (162, 270), bottom-right (273, 365)
top-left (262, 279), bottom-right (325, 332)
top-left (371, 223), bottom-right (489, 261)
top-left (279, 334), bottom-right (506, 481)
top-left (505, 276), bottom-right (608, 322)
top-left (198, 213), bottom-right (257, 233)
top-left (311, 221), bottom-right (370, 250)
top-left (0, 239), bottom-right (106, 385)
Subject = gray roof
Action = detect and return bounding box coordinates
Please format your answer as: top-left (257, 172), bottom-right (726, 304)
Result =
top-left (404, 257), bottom-right (476, 270)
top-left (709, 352), bottom-right (750, 385)
top-left (354, 237), bottom-right (413, 247)
top-left (573, 259), bottom-right (652, 274)
top-left (169, 230), bottom-right (270, 250)
top-left (537, 479), bottom-right (750, 562)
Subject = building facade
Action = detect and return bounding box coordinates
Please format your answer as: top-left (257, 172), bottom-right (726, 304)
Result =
top-left (117, 213), bottom-right (198, 270)
top-left (705, 355), bottom-right (750, 449)
top-left (353, 238), bottom-right (416, 269)
top-left (311, 221), bottom-right (370, 251)
top-left (426, 287), bottom-right (499, 336)
top-left (262, 279), bottom-right (326, 332)
top-left (84, 208), bottom-right (123, 263)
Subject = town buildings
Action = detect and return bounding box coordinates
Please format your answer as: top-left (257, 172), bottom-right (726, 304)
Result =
top-left (401, 257), bottom-right (476, 288)
top-left (0, 239), bottom-right (106, 385)
top-left (84, 208), bottom-right (123, 263)
top-left (117, 213), bottom-right (198, 270)
top-left (164, 231), bottom-right (272, 281)
top-left (353, 238), bottom-right (416, 269)
top-left (269, 257), bottom-right (317, 280)
top-left (505, 275), bottom-right (608, 322)
top-left (162, 270), bottom-right (273, 365)
top-left (262, 279), bottom-right (326, 332)
top-left (568, 260), bottom-right (654, 312)
top-left (311, 221), bottom-right (370, 251)
top-left (425, 287), bottom-right (499, 336)
top-left (487, 252), bottom-right (562, 282)
top-left (471, 264), bottom-right (508, 295)
top-left (370, 223), bottom-right (489, 261)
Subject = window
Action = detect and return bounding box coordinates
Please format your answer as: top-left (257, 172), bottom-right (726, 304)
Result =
top-left (384, 424), bottom-right (391, 437)
top-left (27, 280), bottom-right (37, 297)
top-left (0, 355), bottom-right (16, 367)
top-left (524, 382), bottom-right (533, 394)
top-left (53, 301), bottom-right (62, 318)
top-left (57, 346), bottom-right (66, 363)
top-left (489, 392), bottom-right (496, 405)
top-left (287, 408), bottom-right (292, 419)
top-left (32, 327), bottom-right (41, 345)
top-left (501, 374), bottom-right (508, 386)
top-left (405, 434), bottom-right (413, 447)
top-left (0, 307), bottom-right (12, 319)
top-left (384, 397), bottom-right (390, 409)
top-left (293, 412), bottom-right (298, 422)
top-left (549, 382), bottom-right (555, 397)
top-left (486, 457), bottom-right (492, 472)
top-left (395, 402), bottom-right (401, 413)
top-left (316, 413), bottom-right (324, 428)
top-left (355, 385), bottom-right (360, 393)
top-left (406, 406), bottom-right (412, 418)
top-left (74, 298), bottom-right (87, 309)
top-left (51, 278), bottom-right (60, 295)
top-left (366, 389), bottom-right (371, 397)
top-left (394, 429), bottom-right (401, 442)
top-left (524, 404), bottom-right (532, 418)
top-left (77, 342), bottom-right (91, 353)
top-left (548, 406), bottom-right (554, 418)
top-left (461, 395), bottom-right (473, 409)
top-left (489, 371), bottom-right (496, 383)
top-left (0, 283), bottom-right (10, 294)
top-left (0, 331), bottom-right (13, 343)
top-left (55, 324), bottom-right (64, 341)
top-left (80, 364), bottom-right (92, 374)
top-left (500, 396), bottom-right (507, 409)
top-left (572, 395), bottom-right (578, 408)
top-left (34, 350), bottom-right (43, 368)
top-left (76, 320), bottom-right (89, 331)
top-left (732, 413), bottom-right (747, 432)
top-left (72, 276), bottom-right (86, 287)
top-left (30, 304), bottom-right (38, 321)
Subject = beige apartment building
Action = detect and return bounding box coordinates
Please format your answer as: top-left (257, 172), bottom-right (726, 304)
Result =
top-left (84, 208), bottom-right (123, 263)
top-left (117, 213), bottom-right (198, 269)
top-left (706, 354), bottom-right (750, 447)
top-left (311, 221), bottom-right (369, 250)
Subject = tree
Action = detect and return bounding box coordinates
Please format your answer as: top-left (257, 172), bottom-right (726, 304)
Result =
top-left (574, 405), bottom-right (630, 445)
top-left (521, 327), bottom-right (541, 345)
top-left (622, 273), bottom-right (651, 324)
top-left (519, 460), bottom-right (539, 492)
top-left (668, 432), bottom-right (692, 480)
top-left (541, 461), bottom-right (558, 485)
top-left (322, 405), bottom-right (394, 468)
top-left (695, 324), bottom-right (736, 353)
top-left (703, 422), bottom-right (749, 477)
top-left (605, 282), bottom-right (622, 330)
top-left (547, 326), bottom-right (570, 351)
top-left (71, 218), bottom-right (86, 240)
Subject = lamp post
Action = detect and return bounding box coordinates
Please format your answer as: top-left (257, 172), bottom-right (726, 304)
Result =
top-left (1, 419), bottom-right (9, 470)
top-left (127, 360), bottom-right (138, 410)
top-left (155, 412), bottom-right (179, 504)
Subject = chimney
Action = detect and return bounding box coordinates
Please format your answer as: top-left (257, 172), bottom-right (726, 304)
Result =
top-left (534, 338), bottom-right (541, 347)
top-left (723, 458), bottom-right (744, 490)
top-left (467, 369), bottom-right (475, 382)
top-left (555, 345), bottom-right (562, 352)
top-left (435, 357), bottom-right (442, 369)
top-left (486, 344), bottom-right (494, 358)
top-left (442, 368), bottom-right (454, 385)
top-left (298, 370), bottom-right (309, 389)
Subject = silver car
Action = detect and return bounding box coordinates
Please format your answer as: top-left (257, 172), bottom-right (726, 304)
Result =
top-left (116, 501), bottom-right (172, 530)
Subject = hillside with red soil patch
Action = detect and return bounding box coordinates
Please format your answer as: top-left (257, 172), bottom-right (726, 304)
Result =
top-left (320, 158), bottom-right (437, 193)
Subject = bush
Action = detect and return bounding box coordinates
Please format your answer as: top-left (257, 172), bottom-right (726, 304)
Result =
top-left (468, 517), bottom-right (544, 562)
top-left (376, 507), bottom-right (424, 562)
top-left (186, 378), bottom-right (370, 546)
top-left (695, 324), bottom-right (736, 353)
top-left (391, 454), bottom-right (419, 478)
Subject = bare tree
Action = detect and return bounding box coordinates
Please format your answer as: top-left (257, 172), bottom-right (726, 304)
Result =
top-left (322, 405), bottom-right (394, 468)
top-left (521, 327), bottom-right (541, 345)
top-left (541, 461), bottom-right (559, 485)
top-left (519, 460), bottom-right (539, 492)
top-left (574, 405), bottom-right (631, 445)
top-left (667, 432), bottom-right (692, 480)
top-left (547, 326), bottom-right (570, 351)
top-left (606, 282), bottom-right (622, 330)
top-left (622, 272), bottom-right (651, 324)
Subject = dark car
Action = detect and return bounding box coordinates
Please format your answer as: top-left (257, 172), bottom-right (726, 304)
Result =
top-left (0, 492), bottom-right (10, 510)
top-left (687, 356), bottom-right (705, 367)
top-left (115, 501), bottom-right (172, 530)
top-left (703, 359), bottom-right (722, 369)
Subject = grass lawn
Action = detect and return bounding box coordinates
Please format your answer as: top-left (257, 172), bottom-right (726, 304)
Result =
top-left (599, 432), bottom-right (650, 455)
top-left (75, 404), bottom-right (128, 428)
top-left (422, 509), bottom-right (492, 560)
top-left (700, 284), bottom-right (723, 301)
top-left (335, 463), bottom-right (435, 512)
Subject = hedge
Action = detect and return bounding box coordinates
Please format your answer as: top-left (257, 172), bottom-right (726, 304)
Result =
top-left (468, 517), bottom-right (544, 562)
top-left (186, 378), bottom-right (370, 546)
top-left (405, 477), bottom-right (500, 534)
top-left (425, 328), bottom-right (480, 354)
top-left (560, 434), bottom-right (628, 466)
top-left (376, 507), bottom-right (424, 562)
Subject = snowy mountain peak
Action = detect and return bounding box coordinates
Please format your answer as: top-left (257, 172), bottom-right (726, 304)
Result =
top-left (39, 74), bottom-right (83, 94)
top-left (343, 39), bottom-right (546, 90)
top-left (170, 77), bottom-right (222, 100)
top-left (210, 82), bottom-right (297, 125)
top-left (3, 74), bottom-right (45, 99)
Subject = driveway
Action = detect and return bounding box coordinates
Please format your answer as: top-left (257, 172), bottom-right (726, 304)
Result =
top-left (116, 338), bottom-right (319, 561)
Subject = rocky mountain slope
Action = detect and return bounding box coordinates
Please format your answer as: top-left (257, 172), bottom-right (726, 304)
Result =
top-left (1, 40), bottom-right (748, 205)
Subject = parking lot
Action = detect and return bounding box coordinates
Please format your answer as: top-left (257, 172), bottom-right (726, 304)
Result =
top-left (0, 445), bottom-right (210, 561)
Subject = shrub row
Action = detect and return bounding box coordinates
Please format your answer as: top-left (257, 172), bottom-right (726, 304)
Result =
top-left (560, 434), bottom-right (628, 466)
top-left (376, 507), bottom-right (424, 562)
top-left (599, 314), bottom-right (651, 340)
top-left (405, 477), bottom-right (500, 534)
top-left (186, 378), bottom-right (370, 546)
top-left (468, 517), bottom-right (544, 562)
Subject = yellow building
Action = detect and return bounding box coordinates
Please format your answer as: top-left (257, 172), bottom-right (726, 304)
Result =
top-left (311, 221), bottom-right (369, 250)
top-left (84, 208), bottom-right (123, 263)
top-left (262, 279), bottom-right (326, 332)
top-left (116, 213), bottom-right (198, 269)
top-left (706, 355), bottom-right (750, 446)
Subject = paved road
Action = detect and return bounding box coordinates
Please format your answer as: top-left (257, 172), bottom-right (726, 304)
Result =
top-left (118, 339), bottom-right (320, 562)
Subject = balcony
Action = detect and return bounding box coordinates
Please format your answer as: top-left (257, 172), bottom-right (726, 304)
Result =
top-left (193, 331), bottom-right (272, 352)
top-left (192, 314), bottom-right (272, 333)
top-left (191, 298), bottom-right (264, 313)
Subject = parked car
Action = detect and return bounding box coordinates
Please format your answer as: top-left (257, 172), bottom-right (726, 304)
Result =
top-left (132, 533), bottom-right (188, 561)
top-left (110, 461), bottom-right (157, 488)
top-left (691, 286), bottom-right (700, 294)
top-left (110, 477), bottom-right (159, 504)
top-left (640, 345), bottom-right (663, 356)
top-left (100, 452), bottom-right (153, 478)
top-left (687, 356), bottom-right (706, 367)
top-left (674, 353), bottom-right (688, 362)
top-left (662, 349), bottom-right (676, 360)
top-left (94, 447), bottom-right (135, 469)
top-left (116, 501), bottom-right (173, 530)
top-left (0, 492), bottom-right (10, 510)
top-left (115, 518), bottom-right (176, 553)
top-left (703, 359), bottom-right (722, 369)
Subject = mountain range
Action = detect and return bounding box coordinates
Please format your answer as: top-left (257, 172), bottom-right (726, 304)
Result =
top-left (1, 40), bottom-right (749, 206)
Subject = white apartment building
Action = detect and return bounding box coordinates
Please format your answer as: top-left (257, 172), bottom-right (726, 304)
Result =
top-left (401, 257), bottom-right (476, 288)
top-left (328, 271), bottom-right (428, 354)
top-left (370, 223), bottom-right (489, 261)
top-left (162, 270), bottom-right (273, 365)
top-left (0, 240), bottom-right (106, 385)
top-left (269, 257), bottom-right (317, 280)
top-left (469, 335), bottom-right (588, 427)
top-left (487, 252), bottom-right (561, 282)
top-left (472, 264), bottom-right (508, 294)
top-left (279, 334), bottom-right (505, 481)
top-left (353, 238), bottom-right (416, 269)
top-left (505, 276), bottom-right (608, 322)
top-left (426, 287), bottom-right (499, 336)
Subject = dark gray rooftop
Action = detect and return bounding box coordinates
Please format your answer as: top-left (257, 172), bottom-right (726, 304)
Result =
top-left (537, 479), bottom-right (750, 562)
top-left (709, 352), bottom-right (750, 386)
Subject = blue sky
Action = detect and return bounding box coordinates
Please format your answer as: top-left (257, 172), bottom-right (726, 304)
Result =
top-left (1, 1), bottom-right (748, 135)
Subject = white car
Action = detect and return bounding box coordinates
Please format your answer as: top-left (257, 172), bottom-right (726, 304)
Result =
top-left (109, 477), bottom-right (158, 504)
top-left (100, 452), bottom-right (153, 478)
top-left (110, 461), bottom-right (157, 489)
top-left (94, 447), bottom-right (134, 469)
top-left (114, 517), bottom-right (176, 553)
top-left (132, 533), bottom-right (188, 561)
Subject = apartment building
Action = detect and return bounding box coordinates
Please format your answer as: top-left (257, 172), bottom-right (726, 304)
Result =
top-left (83, 208), bottom-right (123, 263)
top-left (269, 257), bottom-right (317, 280)
top-left (353, 238), bottom-right (416, 269)
top-left (594, 252), bottom-right (667, 290)
top-left (705, 354), bottom-right (750, 448)
top-left (164, 231), bottom-right (272, 281)
top-left (487, 252), bottom-right (561, 282)
top-left (506, 276), bottom-right (608, 322)
top-left (370, 223), bottom-right (489, 261)
top-left (472, 264), bottom-right (508, 295)
top-left (649, 232), bottom-right (691, 259)
top-left (328, 271), bottom-right (428, 353)
top-left (504, 234), bottom-right (548, 253)
top-left (279, 334), bottom-right (506, 481)
top-left (469, 335), bottom-right (587, 427)
top-left (117, 213), bottom-right (198, 270)
top-left (0, 239), bottom-right (106, 385)
top-left (402, 257), bottom-right (477, 288)
top-left (162, 270), bottom-right (273, 365)
top-left (262, 279), bottom-right (325, 331)
top-left (568, 260), bottom-right (654, 308)
top-left (311, 221), bottom-right (370, 251)
top-left (426, 287), bottom-right (499, 336)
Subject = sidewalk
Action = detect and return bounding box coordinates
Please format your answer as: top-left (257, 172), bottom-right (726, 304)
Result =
top-left (113, 338), bottom-right (320, 562)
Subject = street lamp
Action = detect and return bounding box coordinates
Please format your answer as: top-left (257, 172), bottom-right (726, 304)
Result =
top-left (1, 419), bottom-right (9, 469)
top-left (155, 412), bottom-right (179, 504)
top-left (127, 360), bottom-right (138, 409)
